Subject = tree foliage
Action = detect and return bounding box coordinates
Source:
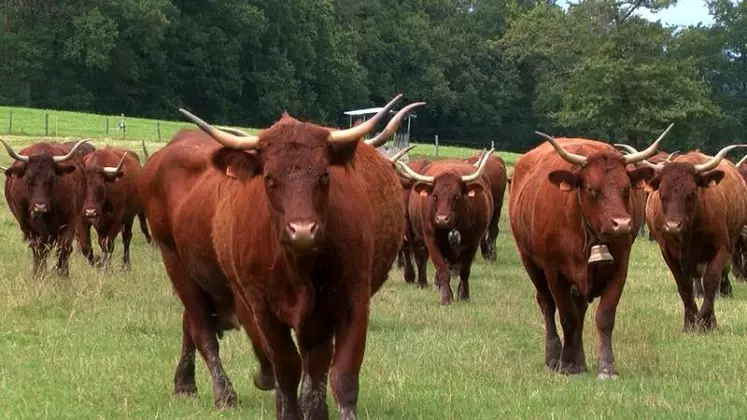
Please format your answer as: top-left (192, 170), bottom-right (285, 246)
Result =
top-left (0, 0), bottom-right (743, 152)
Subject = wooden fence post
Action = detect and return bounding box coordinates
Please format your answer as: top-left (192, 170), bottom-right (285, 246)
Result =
top-left (45, 113), bottom-right (49, 136)
top-left (157, 121), bottom-right (161, 141)
top-left (7, 111), bottom-right (11, 134)
top-left (435, 134), bottom-right (439, 158)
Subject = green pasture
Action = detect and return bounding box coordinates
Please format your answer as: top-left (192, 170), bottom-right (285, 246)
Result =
top-left (0, 133), bottom-right (745, 419)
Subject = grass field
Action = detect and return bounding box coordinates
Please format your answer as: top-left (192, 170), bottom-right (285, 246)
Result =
top-left (1, 134), bottom-right (746, 419)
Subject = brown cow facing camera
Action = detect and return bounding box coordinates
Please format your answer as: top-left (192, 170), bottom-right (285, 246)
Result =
top-left (139, 95), bottom-right (420, 419)
top-left (509, 126), bottom-right (670, 378)
top-left (396, 151), bottom-right (494, 305)
top-left (640, 146), bottom-right (747, 332)
top-left (2, 139), bottom-right (93, 277)
top-left (81, 147), bottom-right (151, 271)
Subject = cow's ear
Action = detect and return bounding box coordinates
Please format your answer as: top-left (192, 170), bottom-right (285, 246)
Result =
top-left (413, 182), bottom-right (433, 197)
top-left (696, 170), bottom-right (724, 188)
top-left (5, 166), bottom-right (25, 178)
top-left (628, 167), bottom-right (655, 189)
top-left (54, 164), bottom-right (76, 175)
top-left (548, 170), bottom-right (580, 191)
top-left (103, 171), bottom-right (124, 183)
top-left (327, 142), bottom-right (358, 166)
top-left (647, 175), bottom-right (661, 192)
top-left (465, 182), bottom-right (484, 197)
top-left (212, 148), bottom-right (260, 180)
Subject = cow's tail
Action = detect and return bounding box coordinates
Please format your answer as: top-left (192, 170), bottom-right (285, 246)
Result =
top-left (141, 140), bottom-right (150, 161)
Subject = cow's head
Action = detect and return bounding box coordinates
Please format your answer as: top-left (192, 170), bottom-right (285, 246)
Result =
top-left (536, 126), bottom-right (672, 239)
top-left (82, 152), bottom-right (127, 220)
top-left (631, 144), bottom-right (747, 234)
top-left (1, 139), bottom-right (89, 217)
top-left (180, 96), bottom-right (424, 254)
top-left (395, 150), bottom-right (492, 230)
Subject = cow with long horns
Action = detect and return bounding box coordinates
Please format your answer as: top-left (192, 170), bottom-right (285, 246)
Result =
top-left (509, 126), bottom-right (670, 377)
top-left (396, 151), bottom-right (494, 304)
top-left (139, 95), bottom-right (421, 418)
top-left (2, 139), bottom-right (93, 276)
top-left (81, 147), bottom-right (151, 271)
top-left (628, 145), bottom-right (747, 331)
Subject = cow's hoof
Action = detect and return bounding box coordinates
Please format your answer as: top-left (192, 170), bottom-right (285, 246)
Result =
top-left (175, 382), bottom-right (197, 396)
top-left (597, 368), bottom-right (618, 380)
top-left (214, 389), bottom-right (238, 409)
top-left (558, 363), bottom-right (586, 375)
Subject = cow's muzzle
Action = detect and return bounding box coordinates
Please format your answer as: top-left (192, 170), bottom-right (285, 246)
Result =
top-left (664, 219), bottom-right (683, 234)
top-left (284, 221), bottom-right (320, 251)
top-left (31, 202), bottom-right (49, 214)
top-left (84, 208), bottom-right (98, 218)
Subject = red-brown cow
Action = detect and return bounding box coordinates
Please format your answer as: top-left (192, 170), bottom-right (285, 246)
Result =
top-left (509, 127), bottom-right (669, 378)
top-left (2, 139), bottom-right (93, 276)
top-left (396, 158), bottom-right (430, 279)
top-left (140, 95), bottom-right (417, 418)
top-left (642, 146), bottom-right (747, 331)
top-left (731, 154), bottom-right (747, 280)
top-left (396, 151), bottom-right (494, 304)
top-left (464, 152), bottom-right (507, 262)
top-left (81, 147), bottom-right (151, 270)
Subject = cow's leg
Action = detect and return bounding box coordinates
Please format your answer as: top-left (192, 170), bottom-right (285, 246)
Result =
top-left (457, 248), bottom-right (479, 301)
top-left (98, 234), bottom-right (115, 272)
top-left (661, 249), bottom-right (699, 331)
top-left (235, 301), bottom-right (275, 391)
top-left (55, 232), bottom-right (74, 277)
top-left (424, 235), bottom-right (453, 305)
top-left (572, 292), bottom-right (588, 371)
top-left (30, 241), bottom-right (50, 277)
top-left (330, 297), bottom-right (370, 420)
top-left (174, 310), bottom-right (198, 396)
top-left (250, 310), bottom-right (302, 420)
top-left (699, 247), bottom-right (728, 331)
top-left (411, 239), bottom-right (429, 289)
top-left (299, 339), bottom-right (334, 420)
top-left (593, 259), bottom-right (630, 379)
top-left (481, 210), bottom-right (499, 262)
top-left (161, 248), bottom-right (237, 408)
top-left (402, 236), bottom-right (416, 284)
top-left (519, 254), bottom-right (560, 370)
top-left (121, 217), bottom-right (134, 271)
top-left (720, 264), bottom-right (733, 297)
top-left (544, 270), bottom-right (585, 374)
top-left (137, 210), bottom-right (152, 244)
top-left (78, 221), bottom-right (97, 266)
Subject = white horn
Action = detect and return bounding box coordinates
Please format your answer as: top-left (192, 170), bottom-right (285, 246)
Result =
top-left (328, 94), bottom-right (403, 144)
top-left (53, 139), bottom-right (91, 163)
top-left (102, 152), bottom-right (127, 175)
top-left (179, 108), bottom-right (259, 150)
top-left (366, 102), bottom-right (426, 147)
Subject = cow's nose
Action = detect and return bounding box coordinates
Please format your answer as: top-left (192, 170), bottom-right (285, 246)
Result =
top-left (664, 219), bottom-right (682, 234)
top-left (32, 203), bottom-right (48, 213)
top-left (84, 208), bottom-right (97, 218)
top-left (434, 214), bottom-right (450, 228)
top-left (285, 221), bottom-right (319, 250)
top-left (610, 217), bottom-right (632, 234)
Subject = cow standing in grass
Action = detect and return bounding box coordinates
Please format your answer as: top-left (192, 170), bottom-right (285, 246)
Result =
top-left (642, 146), bottom-right (747, 331)
top-left (396, 158), bottom-right (430, 279)
top-left (140, 95), bottom-right (419, 419)
top-left (81, 147), bottom-right (151, 271)
top-left (464, 151), bottom-right (507, 262)
top-left (509, 128), bottom-right (668, 377)
top-left (397, 151), bottom-right (494, 304)
top-left (2, 139), bottom-right (93, 277)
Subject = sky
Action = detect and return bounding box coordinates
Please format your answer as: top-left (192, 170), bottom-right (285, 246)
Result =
top-left (562, 0), bottom-right (714, 27)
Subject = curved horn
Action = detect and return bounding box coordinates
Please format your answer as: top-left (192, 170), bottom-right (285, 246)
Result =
top-left (471, 149), bottom-right (487, 167)
top-left (693, 144), bottom-right (747, 173)
top-left (365, 102), bottom-right (426, 147)
top-left (102, 152), bottom-right (127, 175)
top-left (462, 148), bottom-right (493, 183)
top-left (736, 154), bottom-right (747, 168)
top-left (614, 143), bottom-right (665, 171)
top-left (215, 125), bottom-right (252, 137)
top-left (0, 138), bottom-right (29, 163)
top-left (52, 138), bottom-right (91, 163)
top-left (394, 160), bottom-right (435, 184)
top-left (179, 108), bottom-right (259, 150)
top-left (329, 94), bottom-right (403, 144)
top-left (388, 145), bottom-right (417, 163)
top-left (666, 151), bottom-right (680, 162)
top-left (535, 131), bottom-right (587, 166)
top-left (622, 123), bottom-right (673, 165)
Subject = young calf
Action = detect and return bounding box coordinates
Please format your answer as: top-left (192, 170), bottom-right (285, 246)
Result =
top-left (82, 147), bottom-right (151, 270)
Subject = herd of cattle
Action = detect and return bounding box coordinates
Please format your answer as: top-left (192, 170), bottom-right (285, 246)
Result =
top-left (4, 94), bottom-right (747, 419)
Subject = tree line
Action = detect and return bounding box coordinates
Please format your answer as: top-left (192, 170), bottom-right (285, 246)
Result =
top-left (0, 0), bottom-right (744, 152)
